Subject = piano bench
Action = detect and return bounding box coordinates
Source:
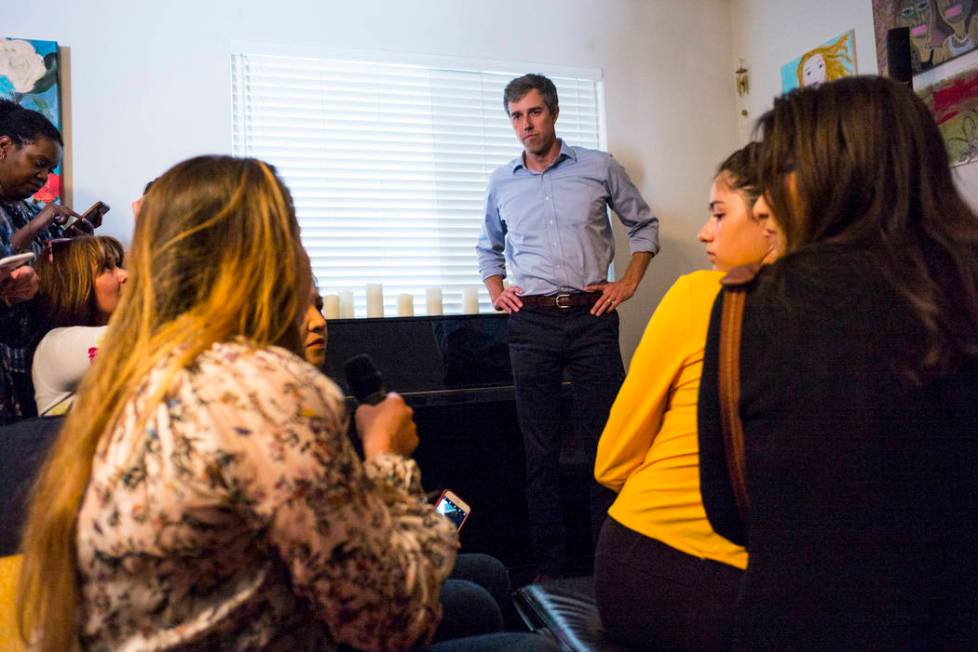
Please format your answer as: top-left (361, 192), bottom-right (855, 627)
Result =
top-left (513, 576), bottom-right (634, 652)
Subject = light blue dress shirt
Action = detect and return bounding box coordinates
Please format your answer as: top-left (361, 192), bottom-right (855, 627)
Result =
top-left (475, 140), bottom-right (659, 296)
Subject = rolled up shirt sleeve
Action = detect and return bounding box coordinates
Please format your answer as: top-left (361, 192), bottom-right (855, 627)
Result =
top-left (475, 184), bottom-right (507, 281)
top-left (607, 156), bottom-right (659, 256)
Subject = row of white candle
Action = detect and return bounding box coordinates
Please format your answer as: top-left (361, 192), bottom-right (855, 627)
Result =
top-left (321, 285), bottom-right (482, 319)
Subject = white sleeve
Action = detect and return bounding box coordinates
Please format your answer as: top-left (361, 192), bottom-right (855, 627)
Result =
top-left (32, 325), bottom-right (108, 415)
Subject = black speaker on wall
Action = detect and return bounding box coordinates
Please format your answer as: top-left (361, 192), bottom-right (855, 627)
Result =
top-left (886, 27), bottom-right (915, 87)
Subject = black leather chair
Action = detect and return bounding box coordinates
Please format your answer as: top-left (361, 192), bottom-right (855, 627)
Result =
top-left (0, 416), bottom-right (63, 556)
top-left (514, 576), bottom-right (634, 652)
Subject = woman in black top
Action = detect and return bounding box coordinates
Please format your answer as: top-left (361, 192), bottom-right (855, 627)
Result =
top-left (698, 76), bottom-right (978, 649)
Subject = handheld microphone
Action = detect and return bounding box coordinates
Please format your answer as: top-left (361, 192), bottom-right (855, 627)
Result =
top-left (344, 354), bottom-right (388, 405)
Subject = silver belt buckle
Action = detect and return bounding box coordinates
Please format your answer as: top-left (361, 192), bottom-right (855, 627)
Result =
top-left (555, 293), bottom-right (573, 309)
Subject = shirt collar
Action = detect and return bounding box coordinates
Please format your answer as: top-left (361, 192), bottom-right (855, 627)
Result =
top-left (511, 139), bottom-right (576, 173)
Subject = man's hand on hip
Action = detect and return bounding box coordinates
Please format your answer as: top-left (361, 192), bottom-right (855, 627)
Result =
top-left (492, 285), bottom-right (524, 314)
top-left (586, 279), bottom-right (637, 316)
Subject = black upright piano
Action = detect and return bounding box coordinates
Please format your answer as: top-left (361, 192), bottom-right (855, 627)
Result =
top-left (323, 313), bottom-right (593, 572)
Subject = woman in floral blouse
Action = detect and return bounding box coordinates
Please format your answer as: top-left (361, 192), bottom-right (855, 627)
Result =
top-left (16, 156), bottom-right (547, 652)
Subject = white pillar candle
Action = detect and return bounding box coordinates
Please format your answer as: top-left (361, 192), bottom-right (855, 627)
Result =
top-left (366, 283), bottom-right (384, 318)
top-left (462, 287), bottom-right (480, 314)
top-left (426, 288), bottom-right (443, 316)
top-left (323, 294), bottom-right (340, 320)
top-left (397, 293), bottom-right (414, 317)
top-left (339, 290), bottom-right (355, 319)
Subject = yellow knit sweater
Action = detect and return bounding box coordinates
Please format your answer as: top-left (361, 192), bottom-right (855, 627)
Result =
top-left (595, 270), bottom-right (747, 569)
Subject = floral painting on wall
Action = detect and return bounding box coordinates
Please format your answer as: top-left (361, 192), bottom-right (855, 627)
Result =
top-left (873, 0), bottom-right (978, 76)
top-left (0, 37), bottom-right (62, 202)
top-left (780, 30), bottom-right (856, 93)
top-left (918, 67), bottom-right (978, 166)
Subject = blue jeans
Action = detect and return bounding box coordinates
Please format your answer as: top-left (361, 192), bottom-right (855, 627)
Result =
top-left (427, 632), bottom-right (556, 651)
top-left (507, 306), bottom-right (624, 575)
top-left (424, 553), bottom-right (556, 651)
top-left (433, 554), bottom-right (509, 641)
top-left (341, 553), bottom-right (555, 651)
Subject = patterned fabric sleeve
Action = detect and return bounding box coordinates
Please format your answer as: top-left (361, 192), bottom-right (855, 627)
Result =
top-left (194, 345), bottom-right (458, 652)
top-left (0, 199), bottom-right (62, 256)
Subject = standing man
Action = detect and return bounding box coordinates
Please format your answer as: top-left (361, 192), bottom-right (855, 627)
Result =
top-left (475, 74), bottom-right (658, 579)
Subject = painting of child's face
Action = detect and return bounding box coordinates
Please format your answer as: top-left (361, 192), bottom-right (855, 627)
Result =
top-left (802, 54), bottom-right (828, 87)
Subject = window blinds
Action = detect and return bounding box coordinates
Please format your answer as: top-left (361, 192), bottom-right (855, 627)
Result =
top-left (231, 53), bottom-right (602, 316)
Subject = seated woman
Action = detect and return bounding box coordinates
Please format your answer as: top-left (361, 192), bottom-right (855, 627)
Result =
top-left (17, 156), bottom-right (551, 652)
top-left (302, 286), bottom-right (328, 368)
top-left (593, 143), bottom-right (776, 650)
top-left (31, 236), bottom-right (127, 415)
top-left (698, 76), bottom-right (978, 648)
top-left (298, 287), bottom-right (520, 641)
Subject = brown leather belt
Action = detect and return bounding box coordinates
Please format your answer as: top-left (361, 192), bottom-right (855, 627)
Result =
top-left (519, 292), bottom-right (602, 310)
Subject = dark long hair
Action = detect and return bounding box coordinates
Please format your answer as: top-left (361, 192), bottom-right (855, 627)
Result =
top-left (756, 75), bottom-right (978, 379)
top-left (717, 141), bottom-right (763, 207)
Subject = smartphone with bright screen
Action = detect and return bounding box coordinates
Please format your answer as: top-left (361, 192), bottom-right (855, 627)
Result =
top-left (435, 489), bottom-right (471, 531)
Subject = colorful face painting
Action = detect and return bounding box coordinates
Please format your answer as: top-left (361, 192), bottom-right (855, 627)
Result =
top-left (780, 31), bottom-right (856, 93)
top-left (0, 37), bottom-right (62, 203)
top-left (874, 0), bottom-right (978, 74)
top-left (918, 67), bottom-right (978, 166)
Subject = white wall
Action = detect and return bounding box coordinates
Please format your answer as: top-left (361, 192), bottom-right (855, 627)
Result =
top-left (729, 0), bottom-right (978, 208)
top-left (2, 0), bottom-right (740, 364)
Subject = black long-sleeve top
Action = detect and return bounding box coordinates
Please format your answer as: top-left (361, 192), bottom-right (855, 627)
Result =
top-left (698, 243), bottom-right (978, 650)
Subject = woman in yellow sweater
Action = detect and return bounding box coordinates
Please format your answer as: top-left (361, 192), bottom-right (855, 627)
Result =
top-left (593, 143), bottom-right (777, 651)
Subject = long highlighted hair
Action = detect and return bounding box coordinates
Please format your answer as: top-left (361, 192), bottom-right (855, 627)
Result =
top-left (17, 155), bottom-right (309, 651)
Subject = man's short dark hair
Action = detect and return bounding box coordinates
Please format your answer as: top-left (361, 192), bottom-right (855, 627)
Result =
top-left (503, 74), bottom-right (558, 116)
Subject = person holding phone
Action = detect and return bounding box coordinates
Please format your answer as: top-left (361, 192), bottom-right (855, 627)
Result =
top-left (0, 253), bottom-right (38, 306)
top-left (17, 156), bottom-right (553, 652)
top-left (0, 99), bottom-right (78, 424)
top-left (0, 100), bottom-right (76, 258)
top-left (299, 286), bottom-right (528, 643)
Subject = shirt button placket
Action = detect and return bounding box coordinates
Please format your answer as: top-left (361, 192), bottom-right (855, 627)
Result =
top-left (546, 176), bottom-right (565, 286)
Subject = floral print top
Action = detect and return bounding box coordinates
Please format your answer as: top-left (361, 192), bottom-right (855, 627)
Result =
top-left (76, 341), bottom-right (458, 652)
